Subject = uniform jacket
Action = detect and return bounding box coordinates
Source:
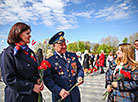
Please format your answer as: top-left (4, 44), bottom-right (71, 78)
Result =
top-left (0, 44), bottom-right (40, 102)
top-left (43, 51), bottom-right (84, 102)
top-left (105, 62), bottom-right (138, 102)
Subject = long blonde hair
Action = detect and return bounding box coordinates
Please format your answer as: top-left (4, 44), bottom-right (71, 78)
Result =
top-left (115, 43), bottom-right (138, 71)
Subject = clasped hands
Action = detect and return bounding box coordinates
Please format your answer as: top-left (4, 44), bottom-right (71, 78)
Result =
top-left (33, 79), bottom-right (44, 93)
top-left (59, 77), bottom-right (84, 99)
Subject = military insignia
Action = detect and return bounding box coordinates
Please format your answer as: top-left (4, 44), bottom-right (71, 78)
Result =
top-left (60, 72), bottom-right (64, 75)
top-left (46, 53), bottom-right (54, 59)
top-left (71, 62), bottom-right (77, 69)
top-left (74, 68), bottom-right (77, 72)
top-left (68, 60), bottom-right (70, 63)
top-left (71, 69), bottom-right (75, 73)
top-left (72, 73), bottom-right (76, 76)
top-left (55, 62), bottom-right (59, 66)
top-left (71, 56), bottom-right (75, 61)
top-left (59, 66), bottom-right (62, 68)
top-left (67, 70), bottom-right (69, 72)
top-left (67, 58), bottom-right (69, 61)
top-left (59, 32), bottom-right (62, 35)
top-left (59, 36), bottom-right (64, 40)
top-left (55, 67), bottom-right (57, 70)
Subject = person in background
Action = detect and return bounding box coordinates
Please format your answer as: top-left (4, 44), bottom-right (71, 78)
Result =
top-left (107, 52), bottom-right (114, 68)
top-left (105, 43), bottom-right (138, 102)
top-left (99, 50), bottom-right (105, 74)
top-left (36, 48), bottom-right (43, 66)
top-left (90, 52), bottom-right (95, 68)
top-left (0, 22), bottom-right (44, 102)
top-left (94, 53), bottom-right (99, 70)
top-left (83, 50), bottom-right (90, 74)
top-left (43, 31), bottom-right (84, 102)
top-left (133, 40), bottom-right (138, 61)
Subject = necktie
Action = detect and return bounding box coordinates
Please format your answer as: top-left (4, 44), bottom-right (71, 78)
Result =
top-left (61, 54), bottom-right (66, 62)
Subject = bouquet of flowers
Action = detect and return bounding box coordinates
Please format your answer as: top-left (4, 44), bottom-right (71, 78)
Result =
top-left (38, 60), bottom-right (51, 102)
top-left (88, 67), bottom-right (97, 74)
top-left (102, 68), bottom-right (131, 101)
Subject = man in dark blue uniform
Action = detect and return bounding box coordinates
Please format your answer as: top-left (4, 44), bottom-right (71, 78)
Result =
top-left (43, 31), bottom-right (84, 102)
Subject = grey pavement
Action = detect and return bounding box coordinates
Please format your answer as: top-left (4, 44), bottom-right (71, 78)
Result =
top-left (0, 67), bottom-right (107, 102)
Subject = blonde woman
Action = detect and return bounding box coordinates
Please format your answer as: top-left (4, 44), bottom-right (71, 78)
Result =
top-left (105, 43), bottom-right (138, 102)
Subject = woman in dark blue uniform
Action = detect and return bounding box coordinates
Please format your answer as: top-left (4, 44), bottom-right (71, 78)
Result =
top-left (0, 22), bottom-right (44, 102)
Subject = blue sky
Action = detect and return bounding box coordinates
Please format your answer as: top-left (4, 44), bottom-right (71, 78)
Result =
top-left (0, 0), bottom-right (138, 52)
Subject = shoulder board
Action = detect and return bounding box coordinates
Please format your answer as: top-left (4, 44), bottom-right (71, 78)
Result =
top-left (46, 53), bottom-right (54, 59)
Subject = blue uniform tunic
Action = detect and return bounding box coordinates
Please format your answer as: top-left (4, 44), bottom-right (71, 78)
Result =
top-left (43, 51), bottom-right (84, 102)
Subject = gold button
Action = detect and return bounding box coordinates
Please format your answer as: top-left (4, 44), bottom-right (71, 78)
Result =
top-left (67, 70), bottom-right (69, 72)
top-left (68, 75), bottom-right (71, 77)
top-left (69, 80), bottom-right (71, 82)
top-left (70, 84), bottom-right (72, 87)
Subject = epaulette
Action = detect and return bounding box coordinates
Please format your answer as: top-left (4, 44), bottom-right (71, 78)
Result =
top-left (46, 53), bottom-right (54, 59)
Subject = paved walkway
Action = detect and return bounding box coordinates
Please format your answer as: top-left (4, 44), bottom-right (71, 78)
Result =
top-left (0, 68), bottom-right (107, 102)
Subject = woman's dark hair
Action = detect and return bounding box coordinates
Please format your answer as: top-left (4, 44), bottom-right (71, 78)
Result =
top-left (7, 22), bottom-right (31, 44)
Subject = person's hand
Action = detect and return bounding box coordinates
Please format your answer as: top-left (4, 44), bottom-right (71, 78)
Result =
top-left (76, 77), bottom-right (83, 86)
top-left (33, 84), bottom-right (41, 93)
top-left (39, 81), bottom-right (44, 91)
top-left (106, 85), bottom-right (113, 92)
top-left (112, 82), bottom-right (117, 88)
top-left (37, 79), bottom-right (40, 84)
top-left (59, 89), bottom-right (70, 99)
top-left (36, 79), bottom-right (44, 91)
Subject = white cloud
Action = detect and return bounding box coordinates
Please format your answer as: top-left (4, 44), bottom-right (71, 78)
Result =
top-left (72, 10), bottom-right (95, 18)
top-left (95, 0), bottom-right (132, 20)
top-left (0, 34), bottom-right (7, 39)
top-left (0, 0), bottom-right (90, 30)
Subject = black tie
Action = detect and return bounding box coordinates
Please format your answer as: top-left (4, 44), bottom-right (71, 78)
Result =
top-left (61, 54), bottom-right (66, 62)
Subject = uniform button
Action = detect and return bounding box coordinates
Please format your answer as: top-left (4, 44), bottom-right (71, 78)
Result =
top-left (69, 80), bottom-right (71, 82)
top-left (68, 75), bottom-right (71, 77)
top-left (70, 84), bottom-right (72, 87)
top-left (67, 70), bottom-right (69, 72)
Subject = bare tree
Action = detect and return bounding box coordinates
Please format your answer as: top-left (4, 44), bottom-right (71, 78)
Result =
top-left (100, 36), bottom-right (120, 48)
top-left (129, 32), bottom-right (138, 44)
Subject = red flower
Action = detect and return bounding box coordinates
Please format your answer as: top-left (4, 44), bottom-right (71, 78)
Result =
top-left (38, 65), bottom-right (43, 70)
top-left (92, 67), bottom-right (97, 72)
top-left (88, 68), bottom-right (93, 73)
top-left (31, 40), bottom-right (36, 46)
top-left (71, 63), bottom-right (76, 67)
top-left (15, 45), bottom-right (20, 50)
top-left (120, 69), bottom-right (131, 79)
top-left (41, 60), bottom-right (51, 68)
top-left (37, 60), bottom-right (51, 102)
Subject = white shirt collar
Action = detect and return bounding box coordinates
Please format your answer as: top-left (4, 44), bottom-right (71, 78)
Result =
top-left (55, 50), bottom-right (66, 58)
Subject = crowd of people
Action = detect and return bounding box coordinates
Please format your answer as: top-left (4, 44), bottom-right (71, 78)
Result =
top-left (76, 50), bottom-right (115, 74)
top-left (0, 22), bottom-right (138, 102)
